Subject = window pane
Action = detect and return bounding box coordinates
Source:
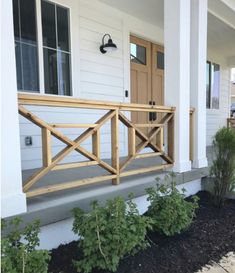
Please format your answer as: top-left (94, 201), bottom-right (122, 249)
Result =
top-left (211, 63), bottom-right (220, 109)
top-left (13, 0), bottom-right (20, 40)
top-left (130, 43), bottom-right (146, 65)
top-left (57, 52), bottom-right (71, 95)
top-left (21, 44), bottom-right (39, 91)
top-left (41, 0), bottom-right (56, 49)
top-left (157, 51), bottom-right (164, 70)
top-left (44, 48), bottom-right (58, 94)
top-left (20, 0), bottom-right (37, 44)
top-left (206, 62), bottom-right (211, 109)
top-left (15, 42), bottom-right (23, 90)
top-left (57, 6), bottom-right (69, 52)
top-left (13, 0), bottom-right (39, 92)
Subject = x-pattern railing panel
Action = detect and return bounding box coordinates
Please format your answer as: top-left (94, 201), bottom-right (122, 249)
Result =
top-left (18, 94), bottom-right (175, 198)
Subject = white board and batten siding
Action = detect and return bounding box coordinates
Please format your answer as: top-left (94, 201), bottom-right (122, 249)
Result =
top-left (206, 50), bottom-right (231, 146)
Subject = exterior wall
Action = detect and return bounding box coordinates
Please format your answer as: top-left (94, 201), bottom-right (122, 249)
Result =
top-left (206, 50), bottom-right (230, 146)
top-left (19, 0), bottom-right (163, 170)
top-left (17, 0), bottom-right (231, 168)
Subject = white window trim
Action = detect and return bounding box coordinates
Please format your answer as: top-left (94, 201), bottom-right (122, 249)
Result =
top-left (17, 0), bottom-right (80, 98)
top-left (206, 60), bottom-right (221, 111)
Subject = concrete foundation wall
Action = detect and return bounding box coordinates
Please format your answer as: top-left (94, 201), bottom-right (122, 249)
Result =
top-left (38, 179), bottom-right (202, 250)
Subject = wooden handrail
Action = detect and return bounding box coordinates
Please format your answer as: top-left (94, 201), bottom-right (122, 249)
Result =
top-left (18, 94), bottom-right (177, 198)
top-left (18, 94), bottom-right (175, 112)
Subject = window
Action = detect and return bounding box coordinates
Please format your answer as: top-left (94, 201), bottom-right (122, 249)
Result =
top-left (206, 61), bottom-right (220, 109)
top-left (130, 43), bottom-right (146, 65)
top-left (41, 1), bottom-right (71, 95)
top-left (12, 0), bottom-right (72, 96)
top-left (156, 51), bottom-right (164, 70)
top-left (13, 0), bottom-right (39, 92)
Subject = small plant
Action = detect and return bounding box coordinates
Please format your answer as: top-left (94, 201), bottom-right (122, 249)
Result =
top-left (1, 218), bottom-right (50, 273)
top-left (146, 173), bottom-right (199, 236)
top-left (72, 195), bottom-right (152, 273)
top-left (210, 127), bottom-right (235, 207)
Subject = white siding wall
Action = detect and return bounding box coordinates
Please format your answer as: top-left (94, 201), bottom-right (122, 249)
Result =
top-left (206, 50), bottom-right (230, 146)
top-left (20, 0), bottom-right (163, 170)
top-left (19, 0), bottom-right (231, 169)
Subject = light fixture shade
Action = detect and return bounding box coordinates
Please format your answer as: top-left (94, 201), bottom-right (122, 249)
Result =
top-left (100, 35), bottom-right (117, 54)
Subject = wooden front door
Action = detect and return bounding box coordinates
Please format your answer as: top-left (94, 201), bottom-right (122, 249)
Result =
top-left (130, 35), bottom-right (164, 126)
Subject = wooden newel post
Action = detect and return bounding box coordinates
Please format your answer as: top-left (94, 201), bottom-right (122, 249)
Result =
top-left (111, 109), bottom-right (120, 185)
top-left (167, 114), bottom-right (174, 162)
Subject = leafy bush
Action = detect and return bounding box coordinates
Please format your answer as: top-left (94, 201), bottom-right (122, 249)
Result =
top-left (72, 195), bottom-right (152, 273)
top-left (210, 127), bottom-right (235, 207)
top-left (146, 173), bottom-right (199, 236)
top-left (1, 218), bottom-right (50, 273)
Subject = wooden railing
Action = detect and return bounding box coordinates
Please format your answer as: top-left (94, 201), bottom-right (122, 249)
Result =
top-left (227, 118), bottom-right (235, 129)
top-left (18, 94), bottom-right (175, 198)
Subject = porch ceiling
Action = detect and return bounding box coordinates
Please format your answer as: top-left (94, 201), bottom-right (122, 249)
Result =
top-left (99, 0), bottom-right (164, 27)
top-left (99, 0), bottom-right (235, 65)
top-left (208, 13), bottom-right (235, 64)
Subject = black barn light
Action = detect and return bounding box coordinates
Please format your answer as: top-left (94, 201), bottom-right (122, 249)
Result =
top-left (100, 34), bottom-right (117, 54)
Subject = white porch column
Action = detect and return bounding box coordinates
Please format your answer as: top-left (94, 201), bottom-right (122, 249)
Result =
top-left (164, 0), bottom-right (191, 172)
top-left (1, 0), bottom-right (26, 217)
top-left (190, 0), bottom-right (208, 168)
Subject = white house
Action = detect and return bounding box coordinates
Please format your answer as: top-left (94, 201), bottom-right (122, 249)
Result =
top-left (1, 0), bottom-right (235, 248)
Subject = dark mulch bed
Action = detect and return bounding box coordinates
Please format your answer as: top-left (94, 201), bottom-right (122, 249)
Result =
top-left (49, 191), bottom-right (235, 273)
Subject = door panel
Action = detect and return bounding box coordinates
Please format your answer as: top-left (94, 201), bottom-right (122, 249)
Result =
top-left (130, 36), bottom-right (164, 145)
top-left (130, 35), bottom-right (151, 137)
top-left (152, 44), bottom-right (164, 106)
top-left (151, 44), bottom-right (164, 145)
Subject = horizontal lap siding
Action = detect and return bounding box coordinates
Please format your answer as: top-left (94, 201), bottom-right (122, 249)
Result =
top-left (206, 68), bottom-right (230, 146)
top-left (20, 1), bottom-right (126, 170)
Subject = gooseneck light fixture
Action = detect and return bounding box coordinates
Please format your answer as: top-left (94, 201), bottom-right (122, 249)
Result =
top-left (100, 34), bottom-right (117, 54)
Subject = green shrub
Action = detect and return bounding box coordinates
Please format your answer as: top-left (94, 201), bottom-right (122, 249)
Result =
top-left (146, 173), bottom-right (199, 236)
top-left (72, 195), bottom-right (152, 273)
top-left (210, 127), bottom-right (235, 207)
top-left (1, 218), bottom-right (50, 273)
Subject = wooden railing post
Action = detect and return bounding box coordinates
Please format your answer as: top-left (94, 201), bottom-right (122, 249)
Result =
top-left (92, 129), bottom-right (100, 158)
top-left (111, 110), bottom-right (119, 185)
top-left (167, 114), bottom-right (174, 161)
top-left (42, 128), bottom-right (52, 167)
top-left (159, 127), bottom-right (164, 151)
top-left (128, 127), bottom-right (136, 157)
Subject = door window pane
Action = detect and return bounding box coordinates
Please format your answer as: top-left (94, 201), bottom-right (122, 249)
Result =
top-left (157, 51), bottom-right (164, 70)
top-left (41, 1), bottom-right (56, 49)
top-left (211, 63), bottom-right (220, 109)
top-left (57, 6), bottom-right (69, 52)
top-left (12, 0), bottom-right (39, 92)
top-left (130, 43), bottom-right (146, 65)
top-left (44, 48), bottom-right (58, 94)
top-left (41, 0), bottom-right (72, 96)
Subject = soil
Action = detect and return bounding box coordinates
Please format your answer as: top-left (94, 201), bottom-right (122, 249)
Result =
top-left (48, 191), bottom-right (235, 273)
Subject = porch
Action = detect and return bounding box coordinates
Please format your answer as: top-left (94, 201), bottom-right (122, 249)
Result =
top-left (3, 0), bottom-right (235, 220)
top-left (14, 93), bottom-right (208, 227)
